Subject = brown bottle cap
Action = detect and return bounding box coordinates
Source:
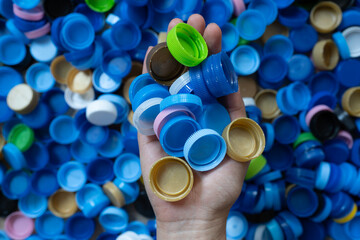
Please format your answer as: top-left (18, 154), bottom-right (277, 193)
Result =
top-left (128, 61), bottom-right (143, 78)
top-left (158, 32), bottom-right (167, 44)
top-left (48, 189), bottom-right (78, 218)
top-left (261, 21), bottom-right (289, 43)
top-left (102, 181), bottom-right (126, 208)
top-left (255, 89), bottom-right (280, 120)
top-left (146, 42), bottom-right (188, 86)
top-left (149, 156), bottom-right (194, 202)
top-left (6, 84), bottom-right (39, 115)
top-left (222, 118), bottom-right (265, 162)
top-left (342, 87), bottom-right (360, 117)
top-left (238, 76), bottom-right (258, 98)
top-left (122, 76), bottom-right (136, 104)
top-left (50, 55), bottom-right (74, 84)
top-left (66, 68), bottom-right (93, 94)
top-left (312, 39), bottom-right (339, 70)
top-left (310, 1), bottom-right (342, 33)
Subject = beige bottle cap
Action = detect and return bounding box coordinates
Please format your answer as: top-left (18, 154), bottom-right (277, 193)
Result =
top-left (341, 87), bottom-right (360, 117)
top-left (127, 110), bottom-right (134, 125)
top-left (48, 189), bottom-right (78, 218)
top-left (66, 68), bottom-right (93, 94)
top-left (149, 156), bottom-right (194, 202)
top-left (238, 76), bottom-right (258, 98)
top-left (222, 117), bottom-right (265, 162)
top-left (310, 1), bottom-right (342, 33)
top-left (102, 181), bottom-right (126, 208)
top-left (122, 76), bottom-right (136, 104)
top-left (50, 55), bottom-right (74, 84)
top-left (158, 32), bottom-right (167, 44)
top-left (261, 21), bottom-right (289, 43)
top-left (312, 39), bottom-right (339, 70)
top-left (255, 89), bottom-right (280, 120)
top-left (6, 84), bottom-right (39, 115)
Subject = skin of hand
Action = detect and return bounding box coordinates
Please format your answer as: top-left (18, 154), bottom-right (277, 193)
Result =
top-left (138, 14), bottom-right (248, 240)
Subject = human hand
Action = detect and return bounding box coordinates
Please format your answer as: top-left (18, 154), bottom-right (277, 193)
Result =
top-left (138, 14), bottom-right (248, 240)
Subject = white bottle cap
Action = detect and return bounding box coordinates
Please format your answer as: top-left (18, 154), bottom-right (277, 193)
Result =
top-left (64, 87), bottom-right (95, 110)
top-left (6, 83), bottom-right (39, 114)
top-left (86, 99), bottom-right (118, 126)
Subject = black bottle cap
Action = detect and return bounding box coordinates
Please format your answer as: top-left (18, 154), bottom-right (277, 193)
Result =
top-left (0, 191), bottom-right (18, 217)
top-left (134, 190), bottom-right (155, 218)
top-left (334, 106), bottom-right (357, 136)
top-left (320, 0), bottom-right (355, 9)
top-left (44, 0), bottom-right (74, 19)
top-left (310, 110), bottom-right (341, 141)
top-left (244, 210), bottom-right (277, 223)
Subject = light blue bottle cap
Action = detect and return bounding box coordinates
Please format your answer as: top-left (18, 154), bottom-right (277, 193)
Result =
top-left (344, 212), bottom-right (360, 239)
top-left (333, 32), bottom-right (351, 59)
top-left (1, 170), bottom-right (30, 199)
top-left (30, 168), bottom-right (59, 196)
top-left (264, 142), bottom-right (293, 170)
top-left (13, 0), bottom-right (40, 10)
top-left (75, 183), bottom-right (110, 218)
top-left (47, 142), bottom-right (71, 168)
top-left (23, 141), bottom-right (49, 171)
top-left (266, 218), bottom-right (284, 240)
top-left (278, 211), bottom-right (303, 238)
top-left (261, 123), bottom-right (275, 152)
top-left (202, 0), bottom-right (232, 27)
top-left (125, 221), bottom-right (150, 235)
top-left (198, 103), bottom-right (230, 135)
top-left (30, 35), bottom-right (58, 63)
top-left (25, 63), bottom-right (55, 93)
top-left (65, 213), bottom-right (95, 240)
top-left (114, 153), bottom-right (141, 183)
top-left (41, 88), bottom-right (69, 116)
top-left (309, 71), bottom-right (339, 96)
top-left (258, 54), bottom-right (288, 87)
top-left (86, 158), bottom-right (114, 184)
top-left (273, 115), bottom-right (300, 144)
top-left (5, 19), bottom-right (29, 44)
top-left (99, 94), bottom-right (129, 124)
top-left (236, 9), bottom-right (266, 41)
top-left (248, 0), bottom-right (278, 25)
top-left (289, 24), bottom-right (318, 53)
top-left (99, 206), bottom-right (129, 234)
top-left (226, 211), bottom-right (248, 240)
top-left (287, 54), bottom-right (314, 82)
top-left (340, 162), bottom-right (357, 192)
top-left (287, 186), bottom-right (318, 217)
top-left (92, 67), bottom-right (121, 93)
top-left (113, 178), bottom-right (140, 204)
top-left (74, 3), bottom-right (105, 33)
top-left (79, 121), bottom-right (109, 147)
top-left (0, 34), bottom-right (26, 65)
top-left (2, 143), bottom-right (26, 170)
top-left (97, 129), bottom-right (124, 158)
top-left (132, 84), bottom-right (169, 111)
top-left (221, 23), bottom-right (239, 52)
top-left (272, 0), bottom-right (294, 9)
top-left (278, 6), bottom-right (309, 28)
top-left (111, 20), bottom-right (141, 50)
top-left (57, 161), bottom-right (87, 192)
top-left (286, 82), bottom-right (311, 111)
top-left (114, 1), bottom-right (147, 26)
top-left (0, 0), bottom-right (14, 19)
top-left (338, 9), bottom-right (360, 31)
top-left (129, 29), bottom-right (158, 62)
top-left (348, 169), bottom-right (360, 196)
top-left (160, 94), bottom-right (203, 117)
top-left (19, 192), bottom-right (47, 218)
top-left (335, 59), bottom-right (360, 87)
top-left (102, 49), bottom-right (132, 80)
top-left (0, 66), bottom-right (23, 98)
top-left (129, 73), bottom-right (156, 104)
top-left (0, 98), bottom-right (14, 123)
top-left (264, 35), bottom-right (294, 61)
top-left (184, 129), bottom-right (226, 172)
top-left (230, 45), bottom-right (260, 76)
top-left (49, 115), bottom-right (79, 144)
top-left (70, 139), bottom-right (98, 163)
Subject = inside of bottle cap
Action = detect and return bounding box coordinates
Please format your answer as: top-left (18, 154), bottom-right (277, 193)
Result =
top-left (238, 76), bottom-right (258, 98)
top-left (311, 2), bottom-right (341, 32)
top-left (51, 56), bottom-right (74, 84)
top-left (49, 190), bottom-right (77, 217)
top-left (67, 69), bottom-right (92, 94)
top-left (103, 182), bottom-right (126, 208)
top-left (262, 21), bottom-right (289, 43)
top-left (122, 76), bottom-right (136, 104)
top-left (255, 90), bottom-right (280, 119)
top-left (348, 88), bottom-right (360, 115)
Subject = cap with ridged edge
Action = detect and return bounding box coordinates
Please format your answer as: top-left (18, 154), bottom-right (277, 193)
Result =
top-left (342, 87), bottom-right (360, 117)
top-left (102, 181), bottom-right (126, 208)
top-left (85, 0), bottom-right (115, 12)
top-left (310, 1), bottom-right (342, 33)
top-left (245, 155), bottom-right (267, 180)
top-left (8, 124), bottom-right (34, 152)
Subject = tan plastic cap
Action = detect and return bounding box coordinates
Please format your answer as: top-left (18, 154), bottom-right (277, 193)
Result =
top-left (255, 89), bottom-right (280, 120)
top-left (103, 181), bottom-right (126, 208)
top-left (310, 1), bottom-right (342, 33)
top-left (6, 84), bottom-right (39, 115)
top-left (222, 117), bottom-right (265, 162)
top-left (261, 21), bottom-right (289, 43)
top-left (312, 39), bottom-right (339, 70)
top-left (66, 68), bottom-right (93, 94)
top-left (48, 189), bottom-right (78, 218)
top-left (342, 87), bottom-right (360, 117)
top-left (122, 76), bottom-right (136, 104)
top-left (127, 110), bottom-right (134, 125)
top-left (149, 156), bottom-right (194, 202)
top-left (50, 55), bottom-right (74, 84)
top-left (158, 32), bottom-right (167, 44)
top-left (238, 76), bottom-right (258, 98)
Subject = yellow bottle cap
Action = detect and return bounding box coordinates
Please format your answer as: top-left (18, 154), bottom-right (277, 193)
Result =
top-left (341, 87), bottom-right (360, 117)
top-left (312, 39), bottom-right (339, 71)
top-left (102, 181), bottom-right (126, 208)
top-left (310, 1), bottom-right (342, 33)
top-left (66, 68), bottom-right (93, 94)
top-left (238, 76), bottom-right (258, 98)
top-left (48, 189), bottom-right (78, 218)
top-left (334, 204), bottom-right (358, 224)
top-left (50, 55), bottom-right (74, 84)
top-left (255, 89), bottom-right (280, 120)
top-left (149, 156), bottom-right (194, 202)
top-left (261, 21), bottom-right (289, 43)
top-left (6, 84), bottom-right (39, 115)
top-left (222, 118), bottom-right (265, 162)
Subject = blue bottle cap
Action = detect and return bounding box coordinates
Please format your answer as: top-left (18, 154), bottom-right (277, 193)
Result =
top-left (2, 143), bottom-right (26, 170)
top-left (41, 88), bottom-right (69, 116)
top-left (69, 39), bottom-right (103, 71)
top-left (183, 129), bottom-right (226, 172)
top-left (285, 168), bottom-right (316, 188)
top-left (13, 0), bottom-right (40, 10)
top-left (113, 178), bottom-right (140, 204)
top-left (19, 192), bottom-right (47, 218)
top-left (25, 63), bottom-right (56, 93)
top-left (230, 45), bottom-right (260, 76)
top-left (236, 9), bottom-right (266, 41)
top-left (49, 115), bottom-right (79, 144)
top-left (160, 94), bottom-right (203, 117)
top-left (289, 24), bottom-right (318, 53)
top-left (265, 218), bottom-right (284, 240)
top-left (74, 3), bottom-right (105, 33)
top-left (189, 65), bottom-right (216, 103)
top-left (329, 192), bottom-right (354, 219)
top-left (258, 54), bottom-right (288, 88)
top-left (248, 0), bottom-right (278, 25)
top-left (340, 162), bottom-right (357, 192)
top-left (54, 235), bottom-right (70, 240)
top-left (23, 141), bottom-right (49, 171)
top-left (332, 32), bottom-right (351, 59)
top-left (338, 9), bottom-right (360, 31)
top-left (114, 153), bottom-right (141, 183)
top-left (111, 20), bottom-right (141, 51)
top-left (100, 28), bottom-right (119, 53)
top-left (97, 232), bottom-right (117, 240)
top-left (348, 169), bottom-right (360, 196)
top-left (273, 115), bottom-right (300, 144)
top-left (74, 109), bottom-right (87, 130)
top-left (351, 139), bottom-right (360, 167)
top-left (0, 66), bottom-right (23, 98)
top-left (86, 158), bottom-right (114, 184)
top-left (114, 1), bottom-right (147, 26)
top-left (5, 19), bottom-right (29, 44)
top-left (35, 211), bottom-right (64, 239)
top-left (264, 142), bottom-right (293, 170)
top-left (0, 34), bottom-right (26, 65)
top-left (1, 170), bottom-right (30, 199)
top-left (335, 59), bottom-right (360, 87)
top-left (254, 170), bottom-right (282, 185)
top-left (122, 131), bottom-right (139, 156)
top-left (92, 67), bottom-right (121, 93)
top-left (287, 54), bottom-right (314, 82)
top-left (0, 98), bottom-right (14, 123)
top-left (14, 16), bottom-right (46, 32)
top-left (278, 211), bottom-right (303, 238)
top-left (75, 183), bottom-right (110, 218)
top-left (26, 235), bottom-right (44, 240)
top-left (133, 97), bottom-right (162, 136)
top-left (286, 82), bottom-right (311, 111)
top-left (275, 215), bottom-right (296, 240)
top-left (221, 23), bottom-right (240, 52)
top-left (169, 71), bottom-right (193, 95)
top-left (201, 0), bottom-right (231, 28)
top-left (2, 118), bottom-right (21, 140)
top-left (78, 121), bottom-right (109, 147)
top-left (324, 139), bottom-right (349, 164)
top-left (30, 168), bottom-right (59, 197)
top-left (278, 6), bottom-right (309, 28)
top-left (259, 123), bottom-right (274, 152)
top-left (307, 91), bottom-right (337, 110)
top-left (238, 184), bottom-right (260, 211)
top-left (99, 94), bottom-right (129, 124)
top-left (129, 73), bottom-right (156, 104)
top-left (65, 212), bottom-right (95, 240)
top-left (327, 220), bottom-right (352, 240)
top-left (174, 0), bottom-right (202, 20)
top-left (344, 212), bottom-right (360, 239)
top-left (97, 130), bottom-right (124, 158)
top-left (47, 142), bottom-right (71, 168)
top-left (57, 161), bottom-right (87, 192)
top-left (300, 220), bottom-right (325, 240)
top-left (226, 211), bottom-right (248, 240)
top-left (18, 103), bottom-right (50, 131)
top-left (121, 120), bottom-right (137, 136)
top-left (287, 186), bottom-right (319, 217)
top-left (129, 29), bottom-right (158, 62)
top-left (126, 221), bottom-right (150, 235)
top-left (29, 35), bottom-right (58, 63)
top-left (99, 206), bottom-right (129, 234)
top-left (50, 17), bottom-right (66, 51)
top-left (252, 189), bottom-right (266, 214)
top-left (64, 44), bottom-right (95, 62)
top-left (272, 0), bottom-right (294, 9)
top-left (198, 103), bottom-right (230, 135)
top-left (0, 0), bottom-right (14, 19)
top-left (311, 194), bottom-right (332, 222)
top-left (324, 163), bottom-right (344, 193)
top-left (102, 50), bottom-right (132, 80)
top-left (294, 144), bottom-right (325, 169)
top-left (309, 71), bottom-right (339, 96)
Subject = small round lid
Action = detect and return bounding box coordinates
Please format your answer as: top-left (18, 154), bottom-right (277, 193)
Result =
top-left (238, 77), bottom-right (258, 98)
top-left (7, 83), bottom-right (39, 115)
top-left (226, 211), bottom-right (248, 240)
top-left (65, 213), bottom-right (95, 240)
top-left (334, 203), bottom-right (357, 224)
top-left (262, 21), bottom-right (289, 44)
top-left (273, 115), bottom-right (300, 145)
top-left (293, 132), bottom-right (318, 148)
top-left (287, 54), bottom-right (314, 82)
top-left (342, 87), bottom-right (360, 117)
top-left (49, 115), bottom-right (79, 144)
top-left (99, 206), bottom-right (129, 234)
top-left (221, 23), bottom-right (240, 52)
top-left (198, 103), bottom-right (231, 135)
top-left (4, 211), bottom-right (34, 240)
top-left (64, 87), bottom-right (95, 110)
top-left (102, 181), bottom-right (126, 208)
top-left (66, 68), bottom-right (93, 94)
top-left (0, 66), bottom-right (24, 98)
top-left (342, 26), bottom-right (360, 58)
top-left (35, 211), bottom-right (64, 239)
top-left (102, 50), bottom-right (132, 80)
top-left (306, 104), bottom-right (332, 126)
top-left (29, 35), bottom-right (58, 63)
top-left (98, 93), bottom-right (129, 124)
top-left (111, 20), bottom-right (141, 51)
top-left (310, 1), bottom-right (342, 33)
top-left (86, 99), bottom-right (118, 126)
top-left (236, 9), bottom-right (266, 41)
top-left (169, 71), bottom-right (192, 95)
top-left (128, 73), bottom-right (156, 104)
top-left (278, 6), bottom-right (309, 28)
top-left (160, 94), bottom-right (202, 117)
top-left (30, 168), bottom-right (59, 197)
top-left (26, 63), bottom-right (56, 93)
top-left (23, 141), bottom-right (49, 171)
top-left (344, 211), bottom-right (360, 238)
top-left (98, 130), bottom-right (124, 158)
top-left (2, 170), bottom-right (31, 200)
top-left (230, 45), bottom-right (260, 76)
top-left (50, 55), bottom-right (74, 84)
top-left (332, 31), bottom-right (351, 59)
top-left (310, 111), bottom-right (341, 141)
top-left (48, 189), bottom-right (78, 218)
top-left (2, 143), bottom-right (26, 170)
top-left (0, 34), bottom-right (26, 65)
top-left (245, 155), bottom-right (267, 180)
top-left (57, 161), bottom-right (87, 192)
top-left (133, 97), bottom-right (162, 136)
top-left (264, 143), bottom-right (294, 171)
top-left (335, 59), bottom-right (360, 88)
top-left (86, 158), bottom-right (114, 185)
top-left (309, 71), bottom-right (339, 96)
top-left (122, 76), bottom-right (135, 104)
top-left (248, 0), bottom-right (278, 25)
top-left (222, 117), bottom-right (265, 162)
top-left (8, 123), bottom-right (34, 152)
top-left (92, 67), bottom-right (121, 94)
top-left (13, 4), bottom-right (44, 21)
top-left (312, 39), bottom-right (339, 71)
top-left (255, 89), bottom-right (280, 120)
top-left (258, 54), bottom-right (288, 85)
top-left (264, 35), bottom-right (294, 61)
top-left (149, 156), bottom-right (194, 202)
top-left (79, 121), bottom-right (109, 147)
top-left (24, 22), bottom-right (51, 40)
top-left (85, 0), bottom-right (115, 12)
top-left (114, 153), bottom-right (141, 183)
top-left (289, 24), bottom-right (318, 53)
top-left (287, 186), bottom-right (319, 217)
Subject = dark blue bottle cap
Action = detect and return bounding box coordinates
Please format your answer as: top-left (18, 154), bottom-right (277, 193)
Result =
top-left (0, 66), bottom-right (23, 98)
top-left (278, 6), bottom-right (309, 28)
top-left (277, 211), bottom-right (303, 238)
top-left (258, 54), bottom-right (288, 87)
top-left (294, 143), bottom-right (325, 168)
top-left (1, 170), bottom-right (31, 199)
top-left (57, 161), bottom-right (87, 192)
top-left (309, 71), bottom-right (339, 96)
top-left (189, 65), bottom-right (216, 104)
top-left (5, 19), bottom-right (29, 44)
top-left (338, 9), bottom-right (360, 31)
top-left (311, 194), bottom-right (332, 223)
top-left (0, 0), bottom-right (14, 19)
top-left (221, 23), bottom-right (240, 52)
top-left (264, 142), bottom-right (293, 170)
top-left (126, 221), bottom-right (150, 235)
top-left (54, 235), bottom-right (70, 240)
top-left (99, 206), bottom-right (129, 234)
top-left (74, 3), bottom-right (105, 33)
top-left (245, 105), bottom-right (262, 124)
top-left (76, 183), bottom-right (110, 218)
top-left (23, 141), bottom-right (49, 171)
top-left (2, 143), bottom-right (26, 170)
top-left (129, 29), bottom-right (158, 62)
top-left (79, 121), bottom-right (109, 147)
top-left (251, 189), bottom-right (266, 214)
top-left (248, 0), bottom-right (278, 25)
top-left (264, 35), bottom-right (293, 61)
top-left (64, 44), bottom-right (95, 62)
top-left (351, 139), bottom-right (360, 167)
top-left (335, 59), bottom-right (360, 87)
top-left (86, 158), bottom-right (114, 185)
top-left (324, 139), bottom-right (350, 164)
top-left (174, 0), bottom-right (203, 21)
top-left (41, 88), bottom-right (69, 116)
top-left (114, 1), bottom-right (147, 27)
top-left (329, 191), bottom-right (354, 219)
top-left (102, 50), bottom-right (132, 80)
top-left (14, 16), bottom-right (46, 32)
top-left (230, 45), bottom-right (260, 76)
top-left (35, 211), bottom-right (64, 239)
top-left (65, 212), bottom-right (95, 240)
top-left (261, 123), bottom-right (275, 152)
top-left (289, 24), bottom-right (318, 53)
top-left (68, 39), bottom-right (103, 71)
top-left (299, 220), bottom-right (325, 240)
top-left (236, 9), bottom-right (266, 41)
top-left (254, 170), bottom-right (283, 185)
top-left (285, 167), bottom-right (316, 188)
top-left (272, 0), bottom-right (295, 9)
top-left (151, 0), bottom-right (177, 13)
top-left (344, 211), bottom-right (360, 239)
top-left (150, 9), bottom-right (174, 32)
top-left (49, 115), bottom-right (79, 144)
top-left (113, 178), bottom-right (140, 204)
top-left (122, 131), bottom-right (139, 156)
top-left (97, 232), bottom-right (117, 240)
top-left (275, 215), bottom-right (296, 240)
top-left (287, 54), bottom-right (314, 83)
top-left (19, 192), bottom-right (47, 218)
top-left (47, 142), bottom-right (70, 168)
top-left (324, 163), bottom-right (344, 193)
top-left (0, 98), bottom-right (14, 123)
top-left (286, 82), bottom-right (311, 112)
top-left (273, 115), bottom-right (300, 144)
top-left (226, 211), bottom-right (248, 240)
top-left (198, 102), bottom-right (231, 135)
top-left (287, 186), bottom-right (319, 217)
top-left (19, 102), bottom-right (51, 129)
top-left (111, 20), bottom-right (141, 51)
top-left (0, 34), bottom-right (26, 66)
top-left (307, 91), bottom-right (337, 110)
top-left (239, 184), bottom-right (260, 211)
top-left (30, 168), bottom-right (59, 197)
top-left (332, 32), bottom-right (351, 59)
top-left (114, 153), bottom-right (141, 183)
top-left (201, 0), bottom-right (232, 27)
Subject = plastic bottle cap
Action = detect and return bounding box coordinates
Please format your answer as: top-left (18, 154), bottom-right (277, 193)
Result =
top-left (57, 161), bottom-right (87, 192)
top-left (4, 211), bottom-right (34, 240)
top-left (49, 115), bottom-right (79, 144)
top-left (312, 39), bottom-right (339, 70)
top-left (85, 99), bottom-right (118, 126)
top-left (166, 23), bottom-right (208, 67)
top-left (255, 89), bottom-right (280, 120)
top-left (35, 211), bottom-right (64, 239)
top-left (342, 87), bottom-right (360, 117)
top-left (264, 35), bottom-right (294, 61)
top-left (278, 6), bottom-right (309, 28)
top-left (245, 155), bottom-right (267, 180)
top-left (111, 19), bottom-right (141, 51)
top-left (26, 63), bottom-right (56, 93)
top-left (287, 54), bottom-right (314, 83)
top-left (99, 206), bottom-right (129, 234)
top-left (2, 170), bottom-right (31, 199)
top-left (114, 153), bottom-right (141, 183)
top-left (230, 45), bottom-right (260, 76)
top-left (7, 83), bottom-right (38, 115)
top-left (258, 54), bottom-right (288, 87)
top-left (29, 169), bottom-right (58, 197)
top-left (2, 143), bottom-right (26, 170)
top-left (221, 23), bottom-right (240, 52)
top-left (117, 231), bottom-right (141, 240)
top-left (24, 22), bottom-right (51, 40)
top-left (169, 71), bottom-right (193, 95)
top-left (336, 59), bottom-right (360, 88)
top-left (305, 104), bottom-right (332, 126)
top-left (226, 211), bottom-right (248, 240)
top-left (293, 132), bottom-right (318, 148)
top-left (265, 142), bottom-right (294, 170)
top-left (103, 181), bottom-right (126, 208)
top-left (23, 141), bottom-right (49, 171)
top-left (236, 9), bottom-right (266, 41)
top-left (198, 103), bottom-right (231, 135)
top-left (332, 31), bottom-right (351, 59)
top-left (29, 35), bottom-right (58, 63)
top-left (7, 124), bottom-right (34, 153)
top-left (102, 50), bottom-right (132, 80)
top-left (238, 77), bottom-right (258, 98)
top-left (149, 156), bottom-right (194, 202)
top-left (222, 117), bottom-right (265, 162)
top-left (85, 0), bottom-right (115, 12)
top-left (86, 158), bottom-right (113, 184)
top-left (160, 94), bottom-right (203, 117)
top-left (66, 68), bottom-right (93, 94)
top-left (273, 115), bottom-right (300, 145)
top-left (289, 24), bottom-right (318, 53)
top-left (334, 204), bottom-right (358, 224)
top-left (342, 26), bottom-right (360, 58)
top-left (64, 87), bottom-right (95, 110)
top-left (287, 186), bottom-right (318, 217)
top-left (248, 0), bottom-right (278, 25)
top-left (50, 55), bottom-right (74, 84)
top-left (97, 130), bottom-right (124, 159)
top-left (309, 71), bottom-right (339, 96)
top-left (344, 211), bottom-right (360, 239)
top-left (310, 1), bottom-right (342, 33)
top-left (133, 97), bottom-right (162, 136)
top-left (48, 189), bottom-right (77, 218)
top-left (0, 35), bottom-right (26, 65)
top-left (65, 213), bottom-right (95, 240)
top-left (13, 4), bottom-right (44, 21)
top-left (92, 67), bottom-right (121, 94)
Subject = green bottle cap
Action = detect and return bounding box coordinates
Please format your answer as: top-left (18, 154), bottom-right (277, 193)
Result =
top-left (85, 0), bottom-right (115, 12)
top-left (293, 132), bottom-right (319, 148)
top-left (245, 155), bottom-right (267, 180)
top-left (8, 124), bottom-right (35, 152)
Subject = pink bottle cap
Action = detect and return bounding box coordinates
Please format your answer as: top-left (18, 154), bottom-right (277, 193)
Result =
top-left (13, 4), bottom-right (45, 21)
top-left (24, 22), bottom-right (51, 40)
top-left (153, 105), bottom-right (195, 139)
top-left (4, 211), bottom-right (34, 240)
top-left (305, 104), bottom-right (332, 127)
top-left (336, 130), bottom-right (353, 149)
top-left (232, 0), bottom-right (246, 16)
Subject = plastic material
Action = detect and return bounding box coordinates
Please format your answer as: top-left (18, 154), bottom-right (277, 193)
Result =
top-left (236, 10), bottom-right (266, 41)
top-left (230, 45), bottom-right (260, 76)
top-left (57, 161), bottom-right (87, 192)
